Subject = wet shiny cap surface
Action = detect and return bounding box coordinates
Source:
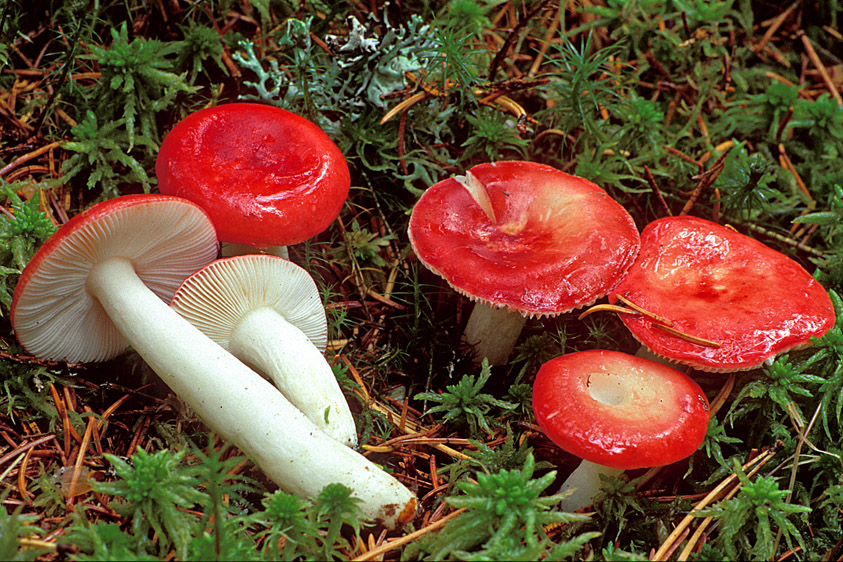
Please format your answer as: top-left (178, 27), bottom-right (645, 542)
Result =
top-left (533, 350), bottom-right (710, 469)
top-left (156, 103), bottom-right (350, 247)
top-left (611, 215), bottom-right (836, 372)
top-left (407, 161), bottom-right (640, 316)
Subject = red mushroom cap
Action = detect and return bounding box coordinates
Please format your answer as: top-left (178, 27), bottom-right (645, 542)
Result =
top-left (610, 216), bottom-right (836, 372)
top-left (156, 103), bottom-right (350, 248)
top-left (533, 350), bottom-right (710, 470)
top-left (407, 161), bottom-right (640, 316)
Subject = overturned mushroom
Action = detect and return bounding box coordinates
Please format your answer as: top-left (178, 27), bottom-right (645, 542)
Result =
top-left (11, 195), bottom-right (415, 528)
top-left (170, 254), bottom-right (358, 447)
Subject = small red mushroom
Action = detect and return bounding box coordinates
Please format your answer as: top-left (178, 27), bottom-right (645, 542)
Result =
top-left (533, 349), bottom-right (710, 511)
top-left (608, 215), bottom-right (836, 372)
top-left (156, 102), bottom-right (350, 256)
top-left (408, 161), bottom-right (640, 366)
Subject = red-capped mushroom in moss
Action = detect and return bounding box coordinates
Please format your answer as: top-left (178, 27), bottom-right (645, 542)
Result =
top-left (601, 215), bottom-right (836, 372)
top-left (156, 102), bottom-right (350, 258)
top-left (408, 161), bottom-right (640, 366)
top-left (533, 350), bottom-right (710, 512)
top-left (10, 195), bottom-right (415, 529)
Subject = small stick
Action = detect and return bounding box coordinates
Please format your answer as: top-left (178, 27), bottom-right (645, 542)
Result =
top-left (652, 448), bottom-right (776, 561)
top-left (680, 147), bottom-right (731, 216)
top-left (352, 508), bottom-right (467, 561)
top-left (676, 449), bottom-right (775, 561)
top-left (663, 145), bottom-right (703, 172)
top-left (799, 31), bottom-right (843, 105)
top-left (644, 165), bottom-right (672, 216)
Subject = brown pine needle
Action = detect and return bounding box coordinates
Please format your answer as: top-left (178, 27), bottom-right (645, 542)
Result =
top-left (676, 449), bottom-right (775, 561)
top-left (67, 416), bottom-right (96, 502)
top-left (653, 323), bottom-right (721, 348)
top-left (614, 294), bottom-right (675, 326)
top-left (380, 91), bottom-right (431, 125)
top-left (352, 508), bottom-right (467, 561)
top-left (778, 143), bottom-right (816, 208)
top-left (799, 31), bottom-right (843, 105)
top-left (652, 448), bottom-right (776, 561)
top-left (577, 303), bottom-right (643, 321)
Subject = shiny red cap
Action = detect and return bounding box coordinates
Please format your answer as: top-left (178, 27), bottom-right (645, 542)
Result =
top-left (611, 216), bottom-right (835, 372)
top-left (533, 350), bottom-right (710, 470)
top-left (407, 161), bottom-right (640, 316)
top-left (157, 103), bottom-right (350, 247)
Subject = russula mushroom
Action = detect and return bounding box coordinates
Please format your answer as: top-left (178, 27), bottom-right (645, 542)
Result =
top-left (10, 194), bottom-right (416, 528)
top-left (170, 254), bottom-right (358, 447)
top-left (532, 349), bottom-right (710, 512)
top-left (156, 102), bottom-right (350, 258)
top-left (604, 215), bottom-right (836, 372)
top-left (408, 161), bottom-right (640, 366)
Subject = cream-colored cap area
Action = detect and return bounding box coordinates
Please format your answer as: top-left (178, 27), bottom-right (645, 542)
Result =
top-left (170, 254), bottom-right (327, 352)
top-left (170, 254), bottom-right (357, 448)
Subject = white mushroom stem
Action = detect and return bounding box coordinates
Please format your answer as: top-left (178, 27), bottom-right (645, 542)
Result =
top-left (228, 307), bottom-right (358, 447)
top-left (462, 302), bottom-right (528, 366)
top-left (557, 459), bottom-right (626, 512)
top-left (454, 171), bottom-right (528, 367)
top-left (85, 257), bottom-right (416, 528)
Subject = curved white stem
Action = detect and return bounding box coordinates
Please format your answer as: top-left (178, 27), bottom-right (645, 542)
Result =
top-left (229, 308), bottom-right (357, 447)
top-left (85, 257), bottom-right (416, 528)
top-left (557, 459), bottom-right (626, 512)
top-left (462, 302), bottom-right (528, 366)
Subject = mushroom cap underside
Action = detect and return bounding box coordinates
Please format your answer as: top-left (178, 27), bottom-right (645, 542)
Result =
top-left (11, 194), bottom-right (219, 363)
top-left (170, 254), bottom-right (328, 352)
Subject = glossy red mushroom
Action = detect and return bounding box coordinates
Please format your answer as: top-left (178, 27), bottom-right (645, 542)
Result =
top-left (608, 215), bottom-right (836, 372)
top-left (408, 161), bottom-right (640, 365)
top-left (533, 349), bottom-right (710, 511)
top-left (156, 102), bottom-right (350, 256)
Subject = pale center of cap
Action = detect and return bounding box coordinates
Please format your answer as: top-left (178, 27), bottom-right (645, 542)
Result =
top-left (586, 371), bottom-right (657, 408)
